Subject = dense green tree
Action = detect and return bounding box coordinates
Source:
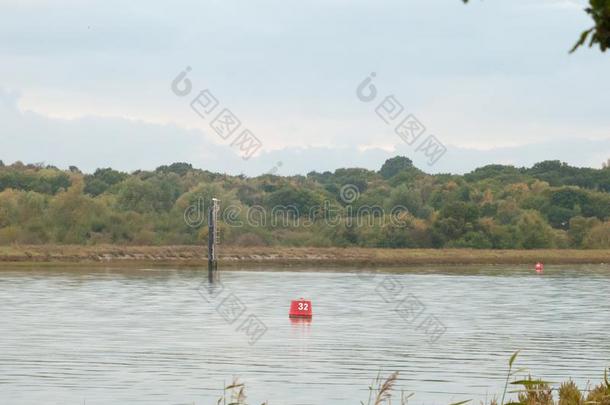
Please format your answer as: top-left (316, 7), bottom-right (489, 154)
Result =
top-left (583, 221), bottom-right (610, 248)
top-left (155, 162), bottom-right (193, 177)
top-left (265, 186), bottom-right (322, 217)
top-left (379, 156), bottom-right (419, 180)
top-left (387, 185), bottom-right (423, 217)
top-left (464, 164), bottom-right (525, 184)
top-left (516, 211), bottom-right (555, 249)
top-left (568, 216), bottom-right (601, 247)
top-left (545, 206), bottom-right (575, 229)
top-left (0, 166), bottom-right (71, 194)
top-left (0, 156), bottom-right (608, 248)
top-left (84, 168), bottom-right (128, 196)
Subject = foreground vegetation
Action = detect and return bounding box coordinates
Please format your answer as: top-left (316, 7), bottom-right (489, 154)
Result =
top-left (213, 352), bottom-right (610, 405)
top-left (0, 157), bottom-right (609, 249)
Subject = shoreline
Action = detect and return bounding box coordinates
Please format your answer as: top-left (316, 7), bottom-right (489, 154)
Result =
top-left (1, 245), bottom-right (609, 267)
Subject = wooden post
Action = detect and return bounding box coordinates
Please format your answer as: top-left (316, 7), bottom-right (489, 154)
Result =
top-left (208, 198), bottom-right (219, 279)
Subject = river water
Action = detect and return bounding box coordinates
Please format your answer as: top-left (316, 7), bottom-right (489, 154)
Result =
top-left (1, 265), bottom-right (609, 405)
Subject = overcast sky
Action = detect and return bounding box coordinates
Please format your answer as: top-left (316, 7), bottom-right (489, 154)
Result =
top-left (1, 0), bottom-right (609, 175)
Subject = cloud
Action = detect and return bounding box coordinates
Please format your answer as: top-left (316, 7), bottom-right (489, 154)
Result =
top-left (1, 0), bottom-right (609, 170)
top-left (2, 89), bottom-right (609, 176)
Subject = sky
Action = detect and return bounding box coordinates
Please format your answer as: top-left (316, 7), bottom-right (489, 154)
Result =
top-left (1, 0), bottom-right (609, 175)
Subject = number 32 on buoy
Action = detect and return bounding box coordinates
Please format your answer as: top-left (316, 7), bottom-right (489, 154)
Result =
top-left (289, 298), bottom-right (313, 318)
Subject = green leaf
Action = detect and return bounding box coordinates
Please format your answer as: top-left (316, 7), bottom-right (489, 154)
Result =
top-left (509, 350), bottom-right (520, 368)
top-left (510, 380), bottom-right (553, 388)
top-left (448, 400), bottom-right (472, 405)
top-left (570, 28), bottom-right (594, 53)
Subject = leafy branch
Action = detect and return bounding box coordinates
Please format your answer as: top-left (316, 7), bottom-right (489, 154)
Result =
top-left (462, 0), bottom-right (610, 53)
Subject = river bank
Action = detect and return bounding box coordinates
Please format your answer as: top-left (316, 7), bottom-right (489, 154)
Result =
top-left (1, 245), bottom-right (610, 267)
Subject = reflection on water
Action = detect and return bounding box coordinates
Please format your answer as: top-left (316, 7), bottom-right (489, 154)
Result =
top-left (0, 265), bottom-right (609, 404)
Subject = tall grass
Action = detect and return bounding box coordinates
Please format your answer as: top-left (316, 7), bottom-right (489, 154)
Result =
top-left (206, 353), bottom-right (610, 405)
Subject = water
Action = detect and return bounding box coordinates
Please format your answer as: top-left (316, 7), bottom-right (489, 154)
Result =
top-left (1, 265), bottom-right (609, 405)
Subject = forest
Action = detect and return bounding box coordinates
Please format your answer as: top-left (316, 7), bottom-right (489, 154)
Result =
top-left (0, 156), bottom-right (609, 249)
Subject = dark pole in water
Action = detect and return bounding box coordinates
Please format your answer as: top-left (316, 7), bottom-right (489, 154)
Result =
top-left (208, 198), bottom-right (219, 280)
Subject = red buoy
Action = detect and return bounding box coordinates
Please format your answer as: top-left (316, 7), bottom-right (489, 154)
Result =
top-left (535, 262), bottom-right (544, 273)
top-left (289, 298), bottom-right (312, 318)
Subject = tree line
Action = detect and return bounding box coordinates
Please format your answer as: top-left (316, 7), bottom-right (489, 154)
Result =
top-left (0, 157), bottom-right (609, 248)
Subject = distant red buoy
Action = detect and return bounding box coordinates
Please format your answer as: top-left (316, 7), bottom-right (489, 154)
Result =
top-left (289, 298), bottom-right (312, 318)
top-left (535, 262), bottom-right (544, 273)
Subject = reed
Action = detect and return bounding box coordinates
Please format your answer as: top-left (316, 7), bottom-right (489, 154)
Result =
top-left (360, 371), bottom-right (412, 405)
top-left (206, 356), bottom-right (610, 405)
top-left (215, 378), bottom-right (267, 405)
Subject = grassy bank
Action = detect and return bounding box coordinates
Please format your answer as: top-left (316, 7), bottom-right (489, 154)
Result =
top-left (1, 245), bottom-right (610, 267)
